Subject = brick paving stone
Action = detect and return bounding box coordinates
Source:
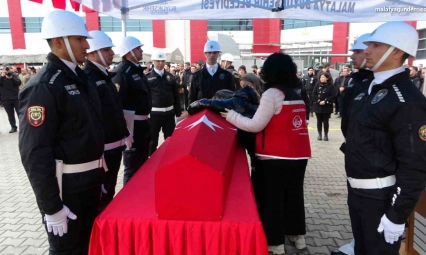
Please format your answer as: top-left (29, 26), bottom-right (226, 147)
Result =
top-left (306, 245), bottom-right (330, 255)
top-left (0, 237), bottom-right (26, 247)
top-left (307, 224), bottom-right (328, 232)
top-left (331, 219), bottom-right (351, 226)
top-left (1, 231), bottom-right (23, 239)
top-left (313, 237), bottom-right (336, 247)
top-left (0, 224), bottom-right (24, 232)
top-left (340, 231), bottom-right (354, 240)
top-left (325, 225), bottom-right (348, 232)
top-left (312, 218), bottom-right (333, 226)
top-left (18, 225), bottom-right (40, 232)
top-left (18, 232), bottom-right (43, 239)
top-left (21, 246), bottom-right (48, 255)
top-left (305, 231), bottom-right (322, 239)
top-left (334, 238), bottom-right (351, 247)
top-left (20, 238), bottom-right (45, 248)
top-left (319, 231), bottom-right (343, 239)
top-left (0, 246), bottom-right (28, 255)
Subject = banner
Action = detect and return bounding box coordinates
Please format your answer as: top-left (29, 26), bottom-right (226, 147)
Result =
top-left (73, 0), bottom-right (426, 22)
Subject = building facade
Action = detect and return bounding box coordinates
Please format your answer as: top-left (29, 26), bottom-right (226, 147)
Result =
top-left (1, 0), bottom-right (425, 67)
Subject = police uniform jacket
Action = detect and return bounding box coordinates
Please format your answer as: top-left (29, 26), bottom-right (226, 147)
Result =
top-left (311, 82), bottom-right (336, 114)
top-left (18, 53), bottom-right (105, 215)
top-left (226, 65), bottom-right (241, 90)
top-left (340, 69), bottom-right (373, 139)
top-left (146, 70), bottom-right (182, 117)
top-left (112, 58), bottom-right (151, 115)
top-left (345, 70), bottom-right (426, 224)
top-left (188, 65), bottom-right (235, 105)
top-left (83, 61), bottom-right (129, 144)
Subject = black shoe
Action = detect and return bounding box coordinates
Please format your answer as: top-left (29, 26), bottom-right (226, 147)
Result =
top-left (317, 133), bottom-right (322, 141)
top-left (324, 134), bottom-right (329, 141)
top-left (9, 127), bottom-right (17, 133)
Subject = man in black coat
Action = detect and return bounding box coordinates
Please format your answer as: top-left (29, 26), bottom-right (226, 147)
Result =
top-left (188, 40), bottom-right (235, 105)
top-left (84, 30), bottom-right (130, 212)
top-left (333, 68), bottom-right (350, 117)
top-left (18, 10), bottom-right (105, 254)
top-left (0, 70), bottom-right (21, 133)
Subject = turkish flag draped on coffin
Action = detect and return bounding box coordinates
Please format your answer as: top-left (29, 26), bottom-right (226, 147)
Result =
top-left (155, 109), bottom-right (238, 221)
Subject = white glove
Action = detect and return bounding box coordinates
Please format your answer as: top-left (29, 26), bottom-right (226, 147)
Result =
top-left (377, 214), bottom-right (405, 244)
top-left (101, 184), bottom-right (107, 194)
top-left (45, 205), bottom-right (77, 237)
top-left (125, 135), bottom-right (133, 150)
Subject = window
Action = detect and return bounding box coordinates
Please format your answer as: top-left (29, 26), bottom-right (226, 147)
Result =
top-left (100, 17), bottom-right (152, 32)
top-left (0, 17), bottom-right (10, 34)
top-left (282, 19), bottom-right (333, 30)
top-left (208, 19), bottom-right (252, 31)
top-left (417, 29), bottom-right (426, 60)
top-left (24, 17), bottom-right (43, 33)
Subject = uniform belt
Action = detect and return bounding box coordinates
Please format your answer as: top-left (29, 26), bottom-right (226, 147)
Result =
top-left (55, 157), bottom-right (107, 200)
top-left (134, 114), bottom-right (149, 120)
top-left (151, 106), bottom-right (174, 112)
top-left (104, 138), bottom-right (125, 151)
top-left (347, 175), bottom-right (396, 189)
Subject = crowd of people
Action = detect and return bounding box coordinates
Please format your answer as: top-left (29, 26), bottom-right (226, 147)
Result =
top-left (0, 8), bottom-right (424, 255)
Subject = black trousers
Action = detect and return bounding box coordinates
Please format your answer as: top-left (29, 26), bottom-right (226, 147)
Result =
top-left (316, 113), bottom-right (331, 133)
top-left (253, 159), bottom-right (307, 245)
top-left (123, 119), bottom-right (150, 185)
top-left (337, 94), bottom-right (344, 114)
top-left (3, 99), bottom-right (19, 128)
top-left (334, 96), bottom-right (340, 113)
top-left (42, 185), bottom-right (101, 255)
top-left (179, 93), bottom-right (187, 110)
top-left (149, 112), bottom-right (176, 156)
top-left (98, 146), bottom-right (125, 212)
top-left (348, 187), bottom-right (401, 255)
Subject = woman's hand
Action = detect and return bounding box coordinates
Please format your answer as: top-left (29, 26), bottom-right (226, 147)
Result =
top-left (319, 101), bottom-right (326, 106)
top-left (220, 108), bottom-right (230, 118)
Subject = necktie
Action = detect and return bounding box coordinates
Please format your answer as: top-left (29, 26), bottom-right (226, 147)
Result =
top-left (210, 68), bottom-right (216, 76)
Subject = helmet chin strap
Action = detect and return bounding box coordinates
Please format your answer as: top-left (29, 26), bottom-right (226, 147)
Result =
top-left (360, 58), bottom-right (367, 69)
top-left (130, 50), bottom-right (139, 63)
top-left (63, 37), bottom-right (78, 65)
top-left (370, 46), bottom-right (395, 72)
top-left (97, 50), bottom-right (108, 67)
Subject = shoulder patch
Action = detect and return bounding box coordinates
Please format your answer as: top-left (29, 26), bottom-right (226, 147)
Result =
top-left (147, 77), bottom-right (157, 81)
top-left (27, 106), bottom-right (45, 127)
top-left (419, 125), bottom-right (426, 141)
top-left (49, 70), bottom-right (62, 84)
top-left (219, 73), bottom-right (225, 80)
top-left (125, 66), bottom-right (131, 73)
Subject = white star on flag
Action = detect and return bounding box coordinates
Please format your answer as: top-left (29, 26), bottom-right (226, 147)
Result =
top-left (184, 115), bottom-right (223, 131)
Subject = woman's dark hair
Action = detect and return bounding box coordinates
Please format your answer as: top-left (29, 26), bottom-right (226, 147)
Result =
top-left (319, 72), bottom-right (333, 86)
top-left (261, 52), bottom-right (299, 92)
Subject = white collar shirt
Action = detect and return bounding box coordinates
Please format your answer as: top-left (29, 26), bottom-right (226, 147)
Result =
top-left (368, 66), bottom-right (405, 95)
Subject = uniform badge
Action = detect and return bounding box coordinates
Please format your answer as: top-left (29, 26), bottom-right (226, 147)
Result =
top-left (219, 73), bottom-right (225, 80)
top-left (419, 125), bottom-right (426, 141)
top-left (354, 93), bottom-right (365, 100)
top-left (371, 89), bottom-right (388, 104)
top-left (27, 106), bottom-right (45, 127)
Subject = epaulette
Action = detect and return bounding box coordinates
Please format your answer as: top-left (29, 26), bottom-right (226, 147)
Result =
top-left (49, 70), bottom-right (62, 84)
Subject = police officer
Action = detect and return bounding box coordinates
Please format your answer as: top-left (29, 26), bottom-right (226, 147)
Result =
top-left (220, 53), bottom-right (241, 90)
top-left (146, 50), bottom-right (182, 155)
top-left (112, 36), bottom-right (151, 185)
top-left (18, 10), bottom-right (105, 254)
top-left (332, 32), bottom-right (373, 255)
top-left (303, 67), bottom-right (317, 116)
top-left (188, 40), bottom-right (235, 105)
top-left (83, 31), bottom-right (130, 211)
top-left (345, 22), bottom-right (426, 255)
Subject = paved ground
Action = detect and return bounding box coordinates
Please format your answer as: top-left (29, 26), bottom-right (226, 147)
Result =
top-left (0, 106), bottom-right (352, 255)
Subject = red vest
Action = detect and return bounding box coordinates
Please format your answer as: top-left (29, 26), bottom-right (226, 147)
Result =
top-left (255, 100), bottom-right (311, 159)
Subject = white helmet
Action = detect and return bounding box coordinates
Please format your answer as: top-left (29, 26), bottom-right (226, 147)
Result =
top-left (41, 10), bottom-right (91, 39)
top-left (363, 21), bottom-right (418, 57)
top-left (350, 33), bottom-right (371, 51)
top-left (118, 36), bottom-right (144, 57)
top-left (151, 50), bottom-right (166, 61)
top-left (87, 31), bottom-right (114, 53)
top-left (221, 53), bottom-right (233, 62)
top-left (204, 40), bottom-right (221, 52)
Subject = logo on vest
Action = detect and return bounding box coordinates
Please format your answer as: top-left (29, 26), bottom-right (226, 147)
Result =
top-left (292, 115), bottom-right (303, 130)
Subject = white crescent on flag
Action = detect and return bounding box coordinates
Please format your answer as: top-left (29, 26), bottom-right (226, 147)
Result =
top-left (185, 115), bottom-right (223, 131)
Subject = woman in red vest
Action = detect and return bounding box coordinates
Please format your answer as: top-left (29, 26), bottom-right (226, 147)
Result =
top-left (221, 53), bottom-right (311, 255)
